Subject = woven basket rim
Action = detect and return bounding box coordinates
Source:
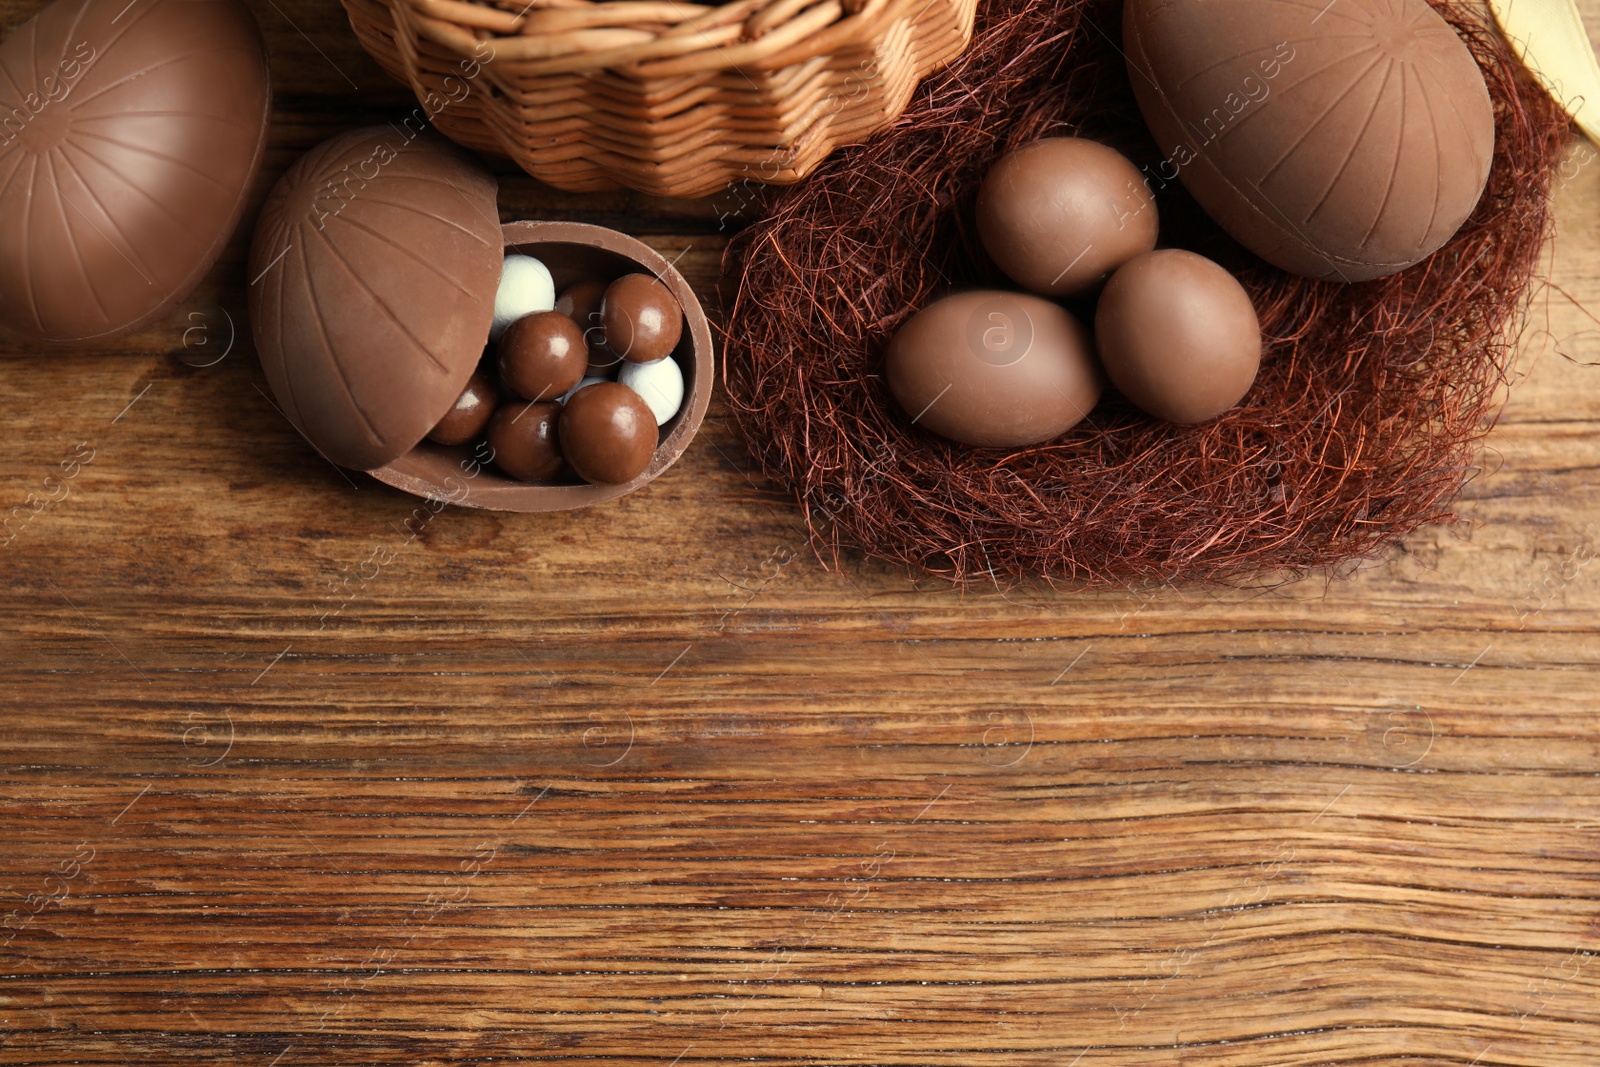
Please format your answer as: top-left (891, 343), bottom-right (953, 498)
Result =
top-left (341, 0), bottom-right (976, 196)
top-left (394, 0), bottom-right (902, 70)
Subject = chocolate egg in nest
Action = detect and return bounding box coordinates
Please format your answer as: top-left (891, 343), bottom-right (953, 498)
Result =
top-left (720, 0), bottom-right (1571, 587)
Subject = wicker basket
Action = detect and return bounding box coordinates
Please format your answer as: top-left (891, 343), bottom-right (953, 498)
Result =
top-left (339, 0), bottom-right (977, 198)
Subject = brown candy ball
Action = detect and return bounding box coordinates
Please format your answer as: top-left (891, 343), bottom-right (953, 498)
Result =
top-left (559, 280), bottom-right (622, 377)
top-left (556, 280), bottom-right (606, 331)
top-left (499, 311), bottom-right (588, 402)
top-left (426, 369), bottom-right (498, 446)
top-left (486, 400), bottom-right (564, 482)
top-left (602, 274), bottom-right (683, 364)
top-left (587, 345), bottom-right (624, 377)
top-left (559, 382), bottom-right (658, 485)
top-left (1094, 249), bottom-right (1261, 424)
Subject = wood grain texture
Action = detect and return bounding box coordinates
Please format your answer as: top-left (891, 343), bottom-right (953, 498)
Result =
top-left (2, 2), bottom-right (1599, 1065)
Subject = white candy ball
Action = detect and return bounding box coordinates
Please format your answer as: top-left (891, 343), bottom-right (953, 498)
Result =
top-left (560, 376), bottom-right (607, 405)
top-left (490, 255), bottom-right (555, 340)
top-left (618, 357), bottom-right (684, 426)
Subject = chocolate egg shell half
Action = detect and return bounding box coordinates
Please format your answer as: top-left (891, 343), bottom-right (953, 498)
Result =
top-left (0, 0), bottom-right (271, 344)
top-left (1124, 0), bottom-right (1494, 282)
top-left (249, 128), bottom-right (502, 472)
top-left (885, 290), bottom-right (1102, 449)
top-left (369, 221), bottom-right (716, 513)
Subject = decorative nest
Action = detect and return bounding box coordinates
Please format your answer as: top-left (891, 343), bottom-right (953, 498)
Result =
top-left (720, 0), bottom-right (1572, 586)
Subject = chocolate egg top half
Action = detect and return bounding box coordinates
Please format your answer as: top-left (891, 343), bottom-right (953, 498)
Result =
top-left (976, 138), bottom-right (1158, 298)
top-left (1124, 0), bottom-right (1493, 281)
top-left (0, 0), bottom-right (271, 344)
top-left (886, 290), bottom-right (1102, 449)
top-left (249, 128), bottom-right (502, 472)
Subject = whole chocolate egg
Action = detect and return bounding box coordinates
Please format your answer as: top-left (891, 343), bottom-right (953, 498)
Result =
top-left (249, 128), bottom-right (502, 472)
top-left (885, 290), bottom-right (1101, 448)
top-left (1095, 250), bottom-right (1261, 424)
top-left (0, 0), bottom-right (271, 343)
top-left (976, 138), bottom-right (1159, 297)
top-left (1124, 0), bottom-right (1494, 282)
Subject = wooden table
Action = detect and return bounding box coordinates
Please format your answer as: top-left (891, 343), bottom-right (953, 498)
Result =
top-left (4, 3), bottom-right (1599, 1065)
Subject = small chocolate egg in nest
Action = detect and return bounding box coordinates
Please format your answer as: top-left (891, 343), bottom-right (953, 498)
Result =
top-left (720, 0), bottom-right (1571, 586)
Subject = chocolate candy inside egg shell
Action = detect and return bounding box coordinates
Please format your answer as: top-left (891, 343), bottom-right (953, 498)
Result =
top-left (0, 0), bottom-right (271, 344)
top-left (491, 254), bottom-right (554, 340)
top-left (1123, 0), bottom-right (1495, 281)
top-left (618, 356), bottom-right (685, 426)
top-left (556, 281), bottom-right (617, 382)
top-left (427, 368), bottom-right (499, 446)
top-left (559, 381), bottom-right (659, 485)
top-left (976, 137), bottom-right (1158, 297)
top-left (556, 279), bottom-right (606, 332)
top-left (561, 375), bottom-right (607, 404)
top-left (499, 310), bottom-right (588, 402)
top-left (1095, 249), bottom-right (1262, 425)
top-left (487, 400), bottom-right (565, 483)
top-left (557, 280), bottom-right (622, 376)
top-left (602, 273), bottom-right (683, 364)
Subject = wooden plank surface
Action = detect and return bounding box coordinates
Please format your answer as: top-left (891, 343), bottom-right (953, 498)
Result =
top-left (3, 2), bottom-right (1599, 1065)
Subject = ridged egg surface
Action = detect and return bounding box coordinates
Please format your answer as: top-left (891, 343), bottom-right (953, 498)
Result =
top-left (0, 0), bottom-right (270, 343)
top-left (248, 128), bottom-right (502, 472)
top-left (1124, 0), bottom-right (1495, 282)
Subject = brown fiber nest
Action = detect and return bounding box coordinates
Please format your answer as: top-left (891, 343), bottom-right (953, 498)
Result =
top-left (719, 0), bottom-right (1572, 586)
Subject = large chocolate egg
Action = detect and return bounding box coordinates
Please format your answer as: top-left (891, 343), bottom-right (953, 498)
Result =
top-left (885, 290), bottom-right (1101, 448)
top-left (249, 128), bottom-right (502, 472)
top-left (0, 0), bottom-right (271, 343)
top-left (1124, 0), bottom-right (1494, 282)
